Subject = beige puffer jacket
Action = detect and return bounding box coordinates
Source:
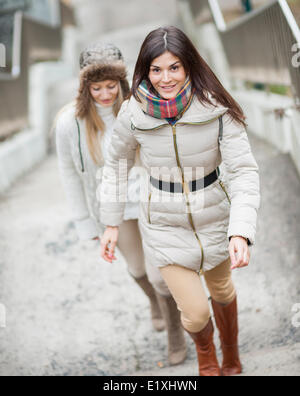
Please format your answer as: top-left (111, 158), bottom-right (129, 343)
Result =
top-left (100, 95), bottom-right (260, 273)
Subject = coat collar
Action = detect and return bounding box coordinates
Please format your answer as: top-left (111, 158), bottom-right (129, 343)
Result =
top-left (128, 94), bottom-right (228, 130)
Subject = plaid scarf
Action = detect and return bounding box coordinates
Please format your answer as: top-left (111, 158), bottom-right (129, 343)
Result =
top-left (136, 78), bottom-right (193, 120)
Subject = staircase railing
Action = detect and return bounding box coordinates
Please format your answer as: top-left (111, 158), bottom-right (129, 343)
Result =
top-left (180, 0), bottom-right (300, 102)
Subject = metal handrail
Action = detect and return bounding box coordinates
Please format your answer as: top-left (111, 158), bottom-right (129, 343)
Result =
top-left (0, 11), bottom-right (22, 80)
top-left (182, 0), bottom-right (300, 101)
top-left (210, 0), bottom-right (300, 40)
top-left (0, 43), bottom-right (4, 67)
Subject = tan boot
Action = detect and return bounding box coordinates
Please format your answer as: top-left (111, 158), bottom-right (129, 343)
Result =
top-left (156, 294), bottom-right (187, 365)
top-left (132, 274), bottom-right (165, 332)
top-left (186, 318), bottom-right (221, 376)
top-left (211, 296), bottom-right (242, 376)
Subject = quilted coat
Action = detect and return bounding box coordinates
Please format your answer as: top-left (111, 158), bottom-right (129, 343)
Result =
top-left (100, 95), bottom-right (260, 273)
top-left (55, 103), bottom-right (139, 241)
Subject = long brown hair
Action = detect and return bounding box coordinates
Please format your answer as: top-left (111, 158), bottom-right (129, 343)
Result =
top-left (131, 26), bottom-right (246, 127)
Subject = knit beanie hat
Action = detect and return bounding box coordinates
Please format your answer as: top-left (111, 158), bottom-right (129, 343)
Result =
top-left (76, 43), bottom-right (130, 118)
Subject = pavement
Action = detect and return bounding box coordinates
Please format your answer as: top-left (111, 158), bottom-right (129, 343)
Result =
top-left (0, 132), bottom-right (300, 376)
top-left (0, 0), bottom-right (300, 377)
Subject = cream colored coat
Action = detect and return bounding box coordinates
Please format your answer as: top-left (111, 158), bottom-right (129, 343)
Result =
top-left (100, 95), bottom-right (260, 273)
top-left (55, 103), bottom-right (140, 241)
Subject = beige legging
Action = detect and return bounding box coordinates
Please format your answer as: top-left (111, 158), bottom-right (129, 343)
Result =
top-left (117, 219), bottom-right (146, 279)
top-left (117, 220), bottom-right (171, 296)
top-left (159, 258), bottom-right (236, 333)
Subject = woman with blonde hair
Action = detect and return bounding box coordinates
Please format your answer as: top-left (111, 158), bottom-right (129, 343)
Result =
top-left (100, 27), bottom-right (260, 376)
top-left (55, 43), bottom-right (187, 367)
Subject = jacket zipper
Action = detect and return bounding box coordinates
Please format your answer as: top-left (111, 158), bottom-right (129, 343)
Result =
top-left (148, 192), bottom-right (152, 224)
top-left (172, 124), bottom-right (205, 274)
top-left (131, 121), bottom-right (168, 131)
top-left (75, 118), bottom-right (85, 172)
top-left (175, 115), bottom-right (222, 127)
top-left (219, 180), bottom-right (231, 204)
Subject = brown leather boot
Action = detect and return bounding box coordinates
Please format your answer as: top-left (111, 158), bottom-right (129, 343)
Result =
top-left (186, 318), bottom-right (221, 376)
top-left (132, 274), bottom-right (165, 332)
top-left (156, 294), bottom-right (187, 365)
top-left (211, 296), bottom-right (242, 376)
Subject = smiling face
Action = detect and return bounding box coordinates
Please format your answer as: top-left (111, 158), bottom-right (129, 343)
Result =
top-left (148, 51), bottom-right (187, 100)
top-left (89, 79), bottom-right (119, 106)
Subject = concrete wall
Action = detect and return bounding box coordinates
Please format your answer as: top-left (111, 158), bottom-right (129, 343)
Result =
top-left (0, 15), bottom-right (77, 193)
top-left (0, 59), bottom-right (74, 193)
top-left (234, 89), bottom-right (300, 176)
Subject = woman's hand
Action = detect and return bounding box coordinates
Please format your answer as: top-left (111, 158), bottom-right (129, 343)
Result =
top-left (229, 236), bottom-right (250, 270)
top-left (100, 226), bottom-right (119, 263)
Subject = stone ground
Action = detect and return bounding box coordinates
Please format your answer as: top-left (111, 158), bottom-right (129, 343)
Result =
top-left (0, 0), bottom-right (300, 377)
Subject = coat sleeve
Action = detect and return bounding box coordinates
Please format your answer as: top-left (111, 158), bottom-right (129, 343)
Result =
top-left (219, 113), bottom-right (260, 245)
top-left (56, 112), bottom-right (98, 240)
top-left (100, 101), bottom-right (138, 226)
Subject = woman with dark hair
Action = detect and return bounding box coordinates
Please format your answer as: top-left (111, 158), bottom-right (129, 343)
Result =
top-left (99, 27), bottom-right (260, 376)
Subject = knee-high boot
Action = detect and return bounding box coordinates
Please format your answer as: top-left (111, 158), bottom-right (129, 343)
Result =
top-left (185, 318), bottom-right (221, 376)
top-left (156, 294), bottom-right (187, 365)
top-left (211, 296), bottom-right (242, 376)
top-left (132, 274), bottom-right (165, 332)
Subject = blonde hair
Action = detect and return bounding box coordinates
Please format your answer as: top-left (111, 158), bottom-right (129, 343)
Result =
top-left (86, 85), bottom-right (141, 166)
top-left (84, 81), bottom-right (124, 164)
top-left (53, 81), bottom-right (125, 165)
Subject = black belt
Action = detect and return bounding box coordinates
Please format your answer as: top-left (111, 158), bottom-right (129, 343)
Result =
top-left (150, 168), bottom-right (220, 193)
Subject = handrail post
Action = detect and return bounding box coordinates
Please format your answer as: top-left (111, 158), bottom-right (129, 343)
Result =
top-left (0, 43), bottom-right (5, 67)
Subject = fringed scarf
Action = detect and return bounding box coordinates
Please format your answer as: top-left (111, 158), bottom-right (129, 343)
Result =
top-left (136, 78), bottom-right (193, 120)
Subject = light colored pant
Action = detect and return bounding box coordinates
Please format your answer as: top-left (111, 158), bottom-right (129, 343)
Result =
top-left (118, 219), bottom-right (171, 296)
top-left (159, 258), bottom-right (236, 333)
top-left (118, 219), bottom-right (145, 279)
